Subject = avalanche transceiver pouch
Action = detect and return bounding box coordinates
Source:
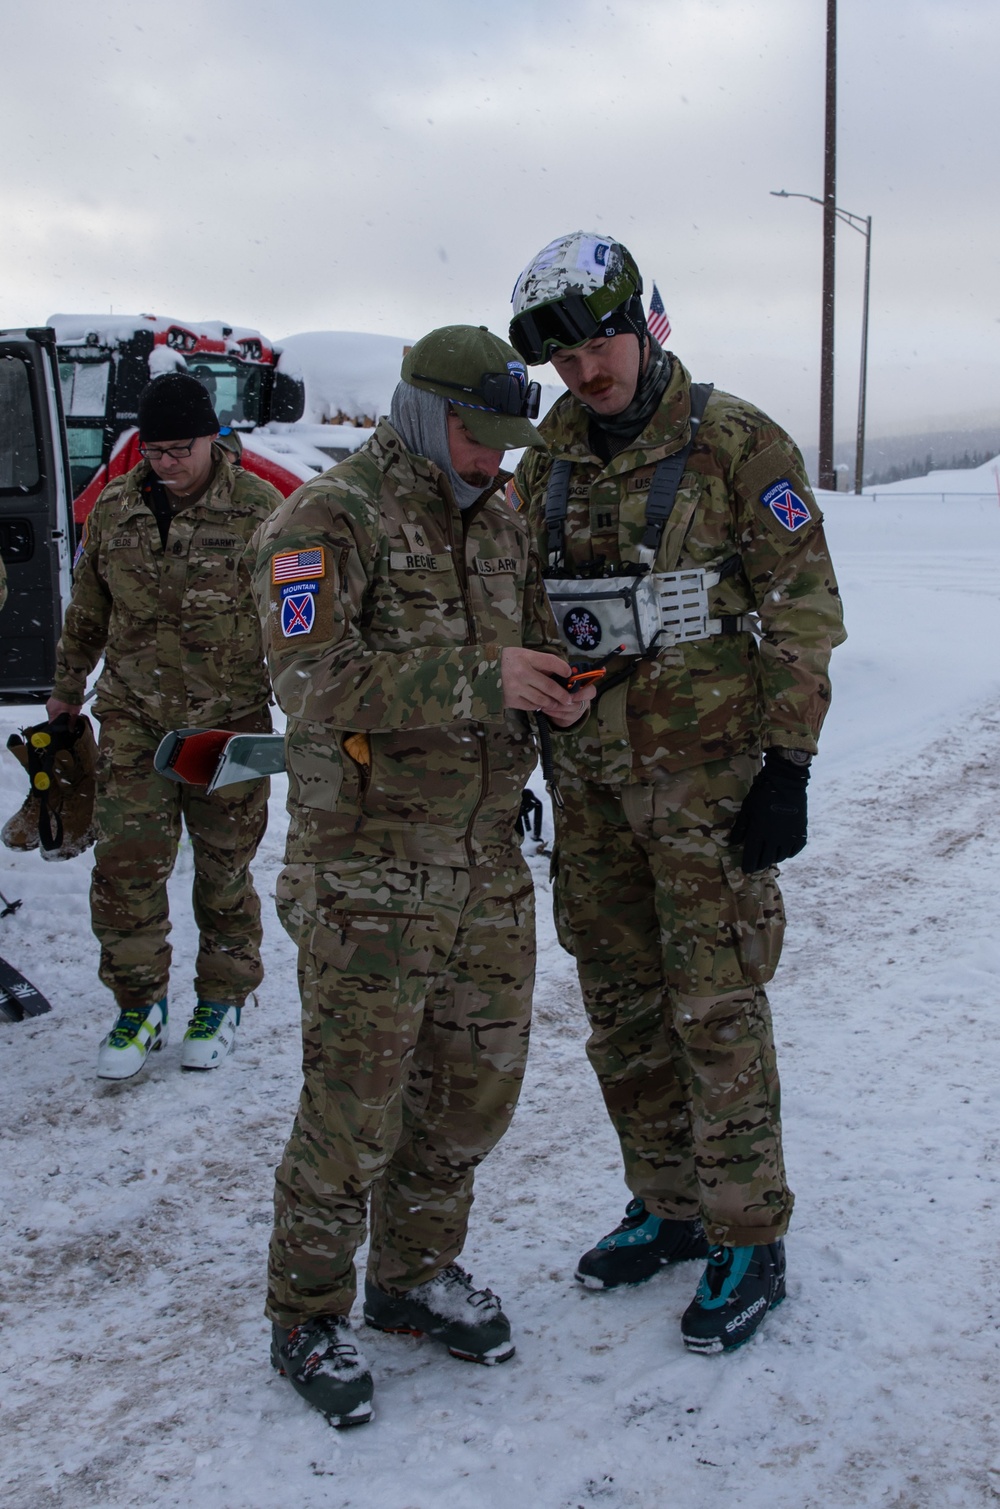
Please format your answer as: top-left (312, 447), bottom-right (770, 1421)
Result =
top-left (544, 564), bottom-right (753, 659)
top-left (541, 383), bottom-right (753, 659)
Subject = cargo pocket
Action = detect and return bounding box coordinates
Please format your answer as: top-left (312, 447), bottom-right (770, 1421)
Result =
top-left (550, 848), bottom-right (577, 957)
top-left (342, 731), bottom-right (372, 808)
top-left (284, 723), bottom-right (344, 814)
top-left (719, 847), bottom-right (786, 989)
top-left (309, 915), bottom-right (363, 972)
top-left (274, 863), bottom-right (318, 947)
top-left (507, 880), bottom-right (535, 931)
top-left (311, 904), bottom-right (437, 981)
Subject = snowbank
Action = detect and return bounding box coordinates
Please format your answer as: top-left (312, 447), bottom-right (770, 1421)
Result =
top-left (862, 450), bottom-right (1000, 499)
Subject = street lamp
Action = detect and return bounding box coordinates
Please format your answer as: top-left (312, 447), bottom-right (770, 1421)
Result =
top-left (772, 190), bottom-right (872, 494)
top-left (772, 190), bottom-right (873, 495)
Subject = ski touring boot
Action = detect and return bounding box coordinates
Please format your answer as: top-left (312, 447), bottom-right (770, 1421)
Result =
top-left (181, 1000), bottom-right (240, 1070)
top-left (9, 715), bottom-right (99, 861)
top-left (1, 732), bottom-right (40, 851)
top-left (271, 1316), bottom-right (373, 1428)
top-left (363, 1263), bottom-right (515, 1364)
top-left (681, 1240), bottom-right (786, 1353)
top-left (575, 1198), bottom-right (709, 1289)
top-left (96, 997), bottom-right (168, 1080)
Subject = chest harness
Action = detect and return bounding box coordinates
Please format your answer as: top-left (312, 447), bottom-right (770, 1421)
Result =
top-left (542, 382), bottom-right (755, 663)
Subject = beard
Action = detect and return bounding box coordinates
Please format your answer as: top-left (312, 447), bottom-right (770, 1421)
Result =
top-left (457, 467), bottom-right (496, 488)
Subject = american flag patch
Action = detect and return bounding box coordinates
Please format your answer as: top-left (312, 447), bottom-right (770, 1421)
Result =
top-left (271, 548), bottom-right (326, 584)
top-left (73, 516), bottom-right (89, 569)
top-left (505, 479), bottom-right (526, 513)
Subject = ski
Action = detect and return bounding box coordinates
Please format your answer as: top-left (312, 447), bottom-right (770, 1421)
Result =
top-left (0, 955), bottom-right (53, 1022)
top-left (154, 729), bottom-right (286, 793)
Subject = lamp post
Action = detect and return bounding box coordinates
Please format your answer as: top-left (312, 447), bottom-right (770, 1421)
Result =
top-left (821, 0), bottom-right (836, 492)
top-left (772, 191), bottom-right (873, 495)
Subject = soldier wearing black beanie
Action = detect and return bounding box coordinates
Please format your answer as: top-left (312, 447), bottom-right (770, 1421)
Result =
top-left (137, 372), bottom-right (220, 442)
top-left (46, 363), bottom-right (282, 1086)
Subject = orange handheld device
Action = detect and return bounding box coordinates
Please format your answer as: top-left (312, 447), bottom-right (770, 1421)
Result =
top-left (557, 665), bottom-right (608, 692)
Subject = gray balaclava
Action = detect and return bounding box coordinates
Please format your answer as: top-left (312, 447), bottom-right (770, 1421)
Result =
top-left (388, 381), bottom-right (485, 510)
top-left (584, 335), bottom-right (672, 460)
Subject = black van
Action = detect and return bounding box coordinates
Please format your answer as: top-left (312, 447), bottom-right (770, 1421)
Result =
top-left (0, 327), bottom-right (75, 699)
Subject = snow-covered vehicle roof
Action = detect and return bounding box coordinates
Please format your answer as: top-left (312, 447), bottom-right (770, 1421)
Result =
top-left (49, 312), bottom-right (276, 364)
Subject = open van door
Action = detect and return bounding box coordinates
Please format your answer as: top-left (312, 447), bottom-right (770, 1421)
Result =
top-left (0, 327), bottom-right (74, 698)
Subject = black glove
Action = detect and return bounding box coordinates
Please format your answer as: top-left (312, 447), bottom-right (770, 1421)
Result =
top-left (729, 751), bottom-right (809, 873)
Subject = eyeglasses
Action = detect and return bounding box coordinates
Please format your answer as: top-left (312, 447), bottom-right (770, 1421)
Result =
top-left (411, 370), bottom-right (541, 420)
top-left (139, 439), bottom-right (197, 461)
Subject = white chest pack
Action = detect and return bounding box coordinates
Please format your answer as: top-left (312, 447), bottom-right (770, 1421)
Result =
top-left (542, 383), bottom-right (754, 660)
top-left (545, 562), bottom-right (746, 659)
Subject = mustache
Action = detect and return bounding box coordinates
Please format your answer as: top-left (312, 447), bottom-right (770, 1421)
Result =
top-left (578, 375), bottom-right (615, 397)
top-left (458, 468), bottom-right (496, 488)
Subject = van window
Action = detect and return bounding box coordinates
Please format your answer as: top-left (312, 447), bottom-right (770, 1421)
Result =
top-left (0, 356), bottom-right (40, 491)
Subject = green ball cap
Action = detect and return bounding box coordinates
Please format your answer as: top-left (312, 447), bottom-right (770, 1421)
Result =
top-left (401, 324), bottom-right (547, 450)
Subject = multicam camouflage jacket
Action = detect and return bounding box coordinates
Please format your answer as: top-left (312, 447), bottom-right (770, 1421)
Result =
top-left (251, 419), bottom-right (563, 867)
top-left (511, 357), bottom-right (847, 786)
top-left (52, 449), bottom-right (280, 730)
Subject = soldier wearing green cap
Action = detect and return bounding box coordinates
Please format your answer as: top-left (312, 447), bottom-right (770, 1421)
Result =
top-left (253, 324), bottom-right (594, 1428)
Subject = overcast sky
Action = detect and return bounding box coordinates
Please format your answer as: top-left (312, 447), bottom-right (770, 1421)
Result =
top-left (1, 0), bottom-right (996, 449)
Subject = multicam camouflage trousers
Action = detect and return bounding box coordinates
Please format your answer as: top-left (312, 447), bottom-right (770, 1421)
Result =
top-left (266, 851), bottom-right (534, 1325)
top-left (91, 712), bottom-right (269, 1011)
top-left (552, 754), bottom-right (793, 1248)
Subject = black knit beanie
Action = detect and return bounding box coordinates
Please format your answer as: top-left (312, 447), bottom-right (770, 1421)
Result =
top-left (137, 373), bottom-right (219, 442)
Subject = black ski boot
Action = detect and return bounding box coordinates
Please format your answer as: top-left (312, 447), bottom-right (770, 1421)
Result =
top-left (363, 1263), bottom-right (514, 1364)
top-left (681, 1240), bottom-right (786, 1353)
top-left (575, 1198), bottom-right (709, 1289)
top-left (271, 1316), bottom-right (373, 1427)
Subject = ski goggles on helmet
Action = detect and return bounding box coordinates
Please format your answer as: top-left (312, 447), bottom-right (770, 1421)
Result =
top-left (512, 245), bottom-right (645, 366)
top-left (409, 368), bottom-right (541, 420)
top-left (511, 291), bottom-right (650, 365)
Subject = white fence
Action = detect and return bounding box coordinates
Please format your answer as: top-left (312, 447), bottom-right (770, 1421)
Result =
top-left (828, 491), bottom-right (1000, 504)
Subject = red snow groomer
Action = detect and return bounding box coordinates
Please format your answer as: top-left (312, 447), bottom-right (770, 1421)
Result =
top-left (50, 313), bottom-right (309, 525)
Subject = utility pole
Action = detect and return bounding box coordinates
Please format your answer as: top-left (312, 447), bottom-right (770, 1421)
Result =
top-left (819, 0), bottom-right (837, 491)
top-left (772, 194), bottom-right (872, 497)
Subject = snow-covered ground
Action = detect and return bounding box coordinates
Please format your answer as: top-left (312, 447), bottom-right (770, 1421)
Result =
top-left (3, 491), bottom-right (1000, 1507)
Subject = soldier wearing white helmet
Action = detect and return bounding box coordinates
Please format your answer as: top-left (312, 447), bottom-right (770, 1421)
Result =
top-left (509, 230), bottom-right (846, 1354)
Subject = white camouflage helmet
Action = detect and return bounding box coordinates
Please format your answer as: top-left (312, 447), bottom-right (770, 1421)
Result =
top-left (509, 231), bottom-right (644, 365)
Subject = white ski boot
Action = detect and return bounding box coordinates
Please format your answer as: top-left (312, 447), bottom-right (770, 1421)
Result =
top-left (181, 1001), bottom-right (240, 1071)
top-left (96, 997), bottom-right (167, 1080)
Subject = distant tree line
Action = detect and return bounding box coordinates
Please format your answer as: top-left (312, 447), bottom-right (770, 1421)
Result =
top-left (866, 449), bottom-right (996, 486)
